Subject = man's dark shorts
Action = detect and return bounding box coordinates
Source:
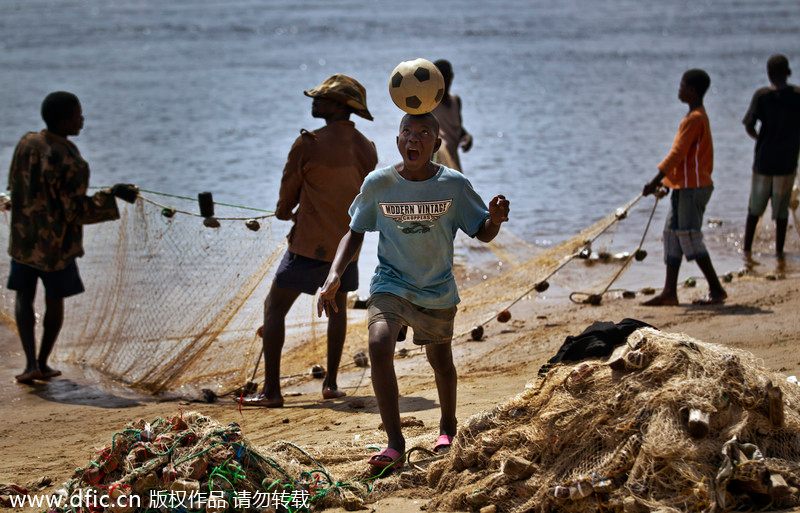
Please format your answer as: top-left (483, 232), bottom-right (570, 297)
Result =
top-left (7, 260), bottom-right (85, 298)
top-left (273, 251), bottom-right (358, 295)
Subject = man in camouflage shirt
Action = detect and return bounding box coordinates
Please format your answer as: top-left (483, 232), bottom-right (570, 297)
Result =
top-left (7, 91), bottom-right (136, 382)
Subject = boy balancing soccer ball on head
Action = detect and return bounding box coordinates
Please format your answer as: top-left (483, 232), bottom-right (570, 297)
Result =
top-left (317, 112), bottom-right (510, 470)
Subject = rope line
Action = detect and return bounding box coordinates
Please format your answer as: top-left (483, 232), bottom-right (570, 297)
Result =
top-left (90, 185), bottom-right (277, 218)
top-left (456, 192), bottom-right (646, 338)
top-left (570, 193), bottom-right (660, 304)
top-left (139, 193), bottom-right (276, 221)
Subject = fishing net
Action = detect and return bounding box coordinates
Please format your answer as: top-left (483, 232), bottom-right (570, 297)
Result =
top-left (16, 329), bottom-right (800, 513)
top-left (0, 190), bottom-right (651, 394)
top-left (51, 411), bottom-right (376, 513)
top-left (454, 195), bottom-right (651, 337)
top-left (423, 328), bottom-right (800, 512)
top-left (0, 191), bottom-right (343, 394)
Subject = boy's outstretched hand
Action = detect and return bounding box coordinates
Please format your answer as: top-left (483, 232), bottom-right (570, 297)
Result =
top-left (476, 195), bottom-right (510, 243)
top-left (317, 274), bottom-right (341, 318)
top-left (489, 195), bottom-right (510, 225)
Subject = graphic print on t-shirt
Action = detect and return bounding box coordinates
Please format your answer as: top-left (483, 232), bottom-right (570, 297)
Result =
top-left (379, 199), bottom-right (453, 232)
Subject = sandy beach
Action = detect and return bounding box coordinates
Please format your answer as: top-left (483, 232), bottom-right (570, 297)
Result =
top-left (2, 266), bottom-right (800, 512)
top-left (2, 0), bottom-right (800, 511)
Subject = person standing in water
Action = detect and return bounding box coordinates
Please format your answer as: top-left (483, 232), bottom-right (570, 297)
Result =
top-left (642, 69), bottom-right (727, 306)
top-left (742, 54), bottom-right (800, 256)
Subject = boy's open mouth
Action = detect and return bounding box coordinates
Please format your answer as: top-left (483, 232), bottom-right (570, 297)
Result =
top-left (406, 148), bottom-right (420, 161)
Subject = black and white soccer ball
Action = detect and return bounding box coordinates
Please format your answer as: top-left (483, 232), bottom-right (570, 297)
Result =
top-left (389, 58), bottom-right (445, 115)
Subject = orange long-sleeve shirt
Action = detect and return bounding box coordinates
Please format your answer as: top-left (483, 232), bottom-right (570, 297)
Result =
top-left (658, 106), bottom-right (714, 189)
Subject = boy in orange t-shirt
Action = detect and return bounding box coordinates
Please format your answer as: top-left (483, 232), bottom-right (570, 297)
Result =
top-left (642, 69), bottom-right (727, 306)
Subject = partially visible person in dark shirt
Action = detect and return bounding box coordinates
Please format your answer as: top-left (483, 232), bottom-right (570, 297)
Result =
top-left (742, 54), bottom-right (800, 255)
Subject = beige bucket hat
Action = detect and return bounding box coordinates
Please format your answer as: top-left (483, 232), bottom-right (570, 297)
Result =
top-left (304, 74), bottom-right (373, 121)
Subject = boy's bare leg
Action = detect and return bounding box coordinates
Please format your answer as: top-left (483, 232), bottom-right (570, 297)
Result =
top-left (251, 284), bottom-right (301, 407)
top-left (36, 294), bottom-right (64, 378)
top-left (642, 264), bottom-right (680, 306)
top-left (14, 288), bottom-right (39, 381)
top-left (368, 320), bottom-right (405, 459)
top-left (425, 342), bottom-right (457, 437)
top-left (322, 291), bottom-right (348, 399)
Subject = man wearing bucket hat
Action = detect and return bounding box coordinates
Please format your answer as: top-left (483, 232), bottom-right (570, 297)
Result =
top-left (244, 75), bottom-right (378, 407)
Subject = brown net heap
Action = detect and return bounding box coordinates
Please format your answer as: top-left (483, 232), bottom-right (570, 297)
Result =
top-left (425, 328), bottom-right (800, 512)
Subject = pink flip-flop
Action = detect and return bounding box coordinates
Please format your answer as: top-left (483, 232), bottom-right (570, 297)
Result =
top-left (433, 434), bottom-right (454, 453)
top-left (368, 448), bottom-right (404, 470)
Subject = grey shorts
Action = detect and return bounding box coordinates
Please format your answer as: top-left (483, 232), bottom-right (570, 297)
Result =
top-left (663, 186), bottom-right (712, 266)
top-left (367, 292), bottom-right (457, 346)
top-left (748, 172), bottom-right (796, 220)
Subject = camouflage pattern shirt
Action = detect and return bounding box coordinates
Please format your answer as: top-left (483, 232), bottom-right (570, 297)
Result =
top-left (7, 130), bottom-right (119, 272)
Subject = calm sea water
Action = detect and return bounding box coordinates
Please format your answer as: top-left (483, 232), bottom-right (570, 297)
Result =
top-left (2, 0), bottom-right (800, 294)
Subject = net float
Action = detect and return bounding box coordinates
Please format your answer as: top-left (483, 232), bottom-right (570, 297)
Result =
top-left (353, 351), bottom-right (369, 367)
top-left (245, 219), bottom-right (260, 231)
top-left (311, 364), bottom-right (326, 379)
top-left (585, 294), bottom-right (602, 306)
top-left (471, 325), bottom-right (484, 340)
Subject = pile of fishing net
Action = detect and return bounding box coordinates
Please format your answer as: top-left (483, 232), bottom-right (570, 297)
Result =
top-left (424, 327), bottom-right (800, 513)
top-left (55, 411), bottom-right (370, 513)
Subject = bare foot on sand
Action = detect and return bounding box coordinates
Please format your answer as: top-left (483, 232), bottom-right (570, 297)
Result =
top-left (241, 393), bottom-right (284, 408)
top-left (692, 292), bottom-right (727, 305)
top-left (15, 368), bottom-right (38, 383)
top-left (642, 294), bottom-right (679, 306)
top-left (322, 387), bottom-right (346, 399)
top-left (34, 366), bottom-right (62, 379)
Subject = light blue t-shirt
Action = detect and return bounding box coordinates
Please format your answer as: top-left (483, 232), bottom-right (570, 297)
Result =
top-left (349, 164), bottom-right (490, 308)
